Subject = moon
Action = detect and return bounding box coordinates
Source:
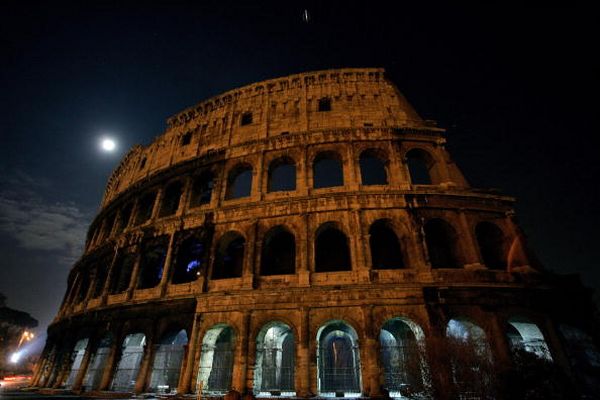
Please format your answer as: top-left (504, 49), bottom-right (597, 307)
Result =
top-left (100, 138), bottom-right (116, 152)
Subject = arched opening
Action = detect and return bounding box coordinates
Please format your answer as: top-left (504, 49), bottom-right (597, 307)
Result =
top-left (134, 192), bottom-right (157, 226)
top-left (137, 236), bottom-right (168, 289)
top-left (313, 152), bottom-right (344, 188)
top-left (111, 333), bottom-right (146, 392)
top-left (197, 325), bottom-right (235, 395)
top-left (268, 157), bottom-right (296, 192)
top-left (212, 232), bottom-right (245, 279)
top-left (476, 222), bottom-right (507, 270)
top-left (446, 319), bottom-right (494, 398)
top-left (507, 318), bottom-right (552, 360)
top-left (359, 150), bottom-right (388, 185)
top-left (315, 224), bottom-right (351, 272)
top-left (261, 226), bottom-right (296, 276)
top-left (190, 171), bottom-right (214, 207)
top-left (100, 214), bottom-right (115, 242)
top-left (424, 219), bottom-right (461, 269)
top-left (109, 253), bottom-right (135, 294)
top-left (254, 322), bottom-right (295, 396)
top-left (369, 220), bottom-right (404, 269)
top-left (171, 235), bottom-right (208, 284)
top-left (226, 164), bottom-right (253, 199)
top-left (159, 181), bottom-right (183, 218)
top-left (83, 334), bottom-right (113, 390)
top-left (91, 264), bottom-right (108, 298)
top-left (114, 203), bottom-right (132, 234)
top-left (380, 318), bottom-right (428, 398)
top-left (64, 338), bottom-right (89, 389)
top-left (317, 320), bottom-right (361, 396)
top-left (76, 273), bottom-right (91, 303)
top-left (148, 329), bottom-right (188, 393)
top-left (405, 149), bottom-right (434, 185)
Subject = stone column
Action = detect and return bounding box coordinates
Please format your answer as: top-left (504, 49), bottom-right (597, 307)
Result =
top-left (83, 269), bottom-right (97, 309)
top-left (177, 177), bottom-right (192, 216)
top-left (126, 250), bottom-right (143, 300)
top-left (434, 145), bottom-right (453, 185)
top-left (32, 343), bottom-right (53, 386)
top-left (52, 345), bottom-right (73, 389)
top-left (423, 307), bottom-right (452, 400)
top-left (242, 223), bottom-right (257, 289)
top-left (244, 321), bottom-right (257, 395)
top-left (254, 150), bottom-right (265, 202)
top-left (178, 314), bottom-right (202, 394)
top-left (101, 245), bottom-right (121, 304)
top-left (37, 347), bottom-right (57, 387)
top-left (159, 233), bottom-right (177, 296)
top-left (46, 350), bottom-right (63, 388)
top-left (361, 305), bottom-right (382, 397)
top-left (299, 145), bottom-right (310, 197)
top-left (233, 311), bottom-right (251, 393)
top-left (134, 325), bottom-right (158, 393)
top-left (295, 307), bottom-right (311, 397)
top-left (71, 337), bottom-right (95, 391)
top-left (150, 188), bottom-right (163, 220)
top-left (389, 141), bottom-right (408, 188)
top-left (487, 315), bottom-right (513, 378)
top-left (458, 211), bottom-right (482, 268)
top-left (346, 142), bottom-right (360, 192)
top-left (99, 328), bottom-right (123, 391)
top-left (308, 312), bottom-right (318, 397)
top-left (352, 210), bottom-right (370, 283)
top-left (405, 209), bottom-right (430, 271)
top-left (297, 213), bottom-right (310, 287)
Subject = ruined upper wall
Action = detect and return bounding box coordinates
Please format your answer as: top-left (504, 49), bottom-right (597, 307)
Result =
top-left (101, 68), bottom-right (427, 206)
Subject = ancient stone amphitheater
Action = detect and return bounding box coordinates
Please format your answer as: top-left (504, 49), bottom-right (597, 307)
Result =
top-left (33, 68), bottom-right (599, 399)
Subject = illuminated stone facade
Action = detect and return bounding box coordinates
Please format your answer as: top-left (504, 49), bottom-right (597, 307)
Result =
top-left (33, 68), bottom-right (599, 399)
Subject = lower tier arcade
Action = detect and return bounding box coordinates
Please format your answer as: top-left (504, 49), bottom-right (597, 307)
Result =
top-left (33, 283), bottom-right (600, 399)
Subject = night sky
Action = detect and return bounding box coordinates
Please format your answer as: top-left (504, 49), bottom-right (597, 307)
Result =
top-left (1, 3), bottom-right (598, 345)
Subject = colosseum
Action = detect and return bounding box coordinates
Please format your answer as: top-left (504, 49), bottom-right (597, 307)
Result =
top-left (32, 68), bottom-right (599, 399)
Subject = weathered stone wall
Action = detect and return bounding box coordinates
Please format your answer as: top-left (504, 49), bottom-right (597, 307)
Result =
top-left (34, 68), bottom-right (600, 399)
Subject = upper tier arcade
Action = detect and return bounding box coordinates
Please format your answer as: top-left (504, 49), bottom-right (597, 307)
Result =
top-left (101, 68), bottom-right (433, 206)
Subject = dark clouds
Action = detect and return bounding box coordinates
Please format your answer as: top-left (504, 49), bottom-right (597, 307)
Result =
top-left (0, 170), bottom-right (92, 329)
top-left (0, 183), bottom-right (89, 265)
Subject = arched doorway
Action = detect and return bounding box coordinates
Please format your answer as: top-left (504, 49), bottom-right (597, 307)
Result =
top-left (111, 333), bottom-right (146, 392)
top-left (148, 329), bottom-right (188, 393)
top-left (317, 321), bottom-right (361, 396)
top-left (507, 318), bottom-right (552, 361)
top-left (379, 318), bottom-right (428, 397)
top-left (82, 334), bottom-right (112, 390)
top-left (254, 322), bottom-right (295, 395)
top-left (197, 325), bottom-right (235, 395)
top-left (64, 338), bottom-right (89, 389)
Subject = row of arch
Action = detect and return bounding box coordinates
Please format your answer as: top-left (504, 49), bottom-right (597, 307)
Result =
top-left (54, 316), bottom-right (555, 397)
top-left (68, 218), bottom-right (511, 307)
top-left (88, 147), bottom-right (441, 249)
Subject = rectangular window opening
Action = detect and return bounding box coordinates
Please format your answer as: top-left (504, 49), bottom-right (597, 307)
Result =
top-left (318, 97), bottom-right (332, 112)
top-left (241, 112), bottom-right (253, 126)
